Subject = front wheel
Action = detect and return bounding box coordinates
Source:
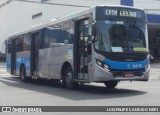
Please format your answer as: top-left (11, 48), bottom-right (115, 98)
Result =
top-left (104, 81), bottom-right (118, 88)
top-left (64, 67), bottom-right (78, 90)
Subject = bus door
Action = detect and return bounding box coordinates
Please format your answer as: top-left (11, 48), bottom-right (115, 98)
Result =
top-left (11, 39), bottom-right (16, 74)
top-left (74, 19), bottom-right (91, 81)
top-left (31, 32), bottom-right (39, 76)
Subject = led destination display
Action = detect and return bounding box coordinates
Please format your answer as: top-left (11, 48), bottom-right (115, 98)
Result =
top-left (96, 7), bottom-right (145, 19)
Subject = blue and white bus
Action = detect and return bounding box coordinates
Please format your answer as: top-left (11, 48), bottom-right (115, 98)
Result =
top-left (6, 5), bottom-right (150, 89)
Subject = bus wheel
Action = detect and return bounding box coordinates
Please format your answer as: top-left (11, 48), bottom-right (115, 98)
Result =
top-left (104, 81), bottom-right (118, 88)
top-left (20, 66), bottom-right (28, 82)
top-left (64, 67), bottom-right (78, 90)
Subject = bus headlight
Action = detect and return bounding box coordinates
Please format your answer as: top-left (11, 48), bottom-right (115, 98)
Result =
top-left (104, 64), bottom-right (109, 71)
top-left (96, 59), bottom-right (110, 71)
top-left (96, 60), bottom-right (103, 67)
top-left (145, 63), bottom-right (148, 70)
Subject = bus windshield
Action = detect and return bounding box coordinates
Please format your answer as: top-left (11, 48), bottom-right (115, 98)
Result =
top-left (95, 19), bottom-right (147, 52)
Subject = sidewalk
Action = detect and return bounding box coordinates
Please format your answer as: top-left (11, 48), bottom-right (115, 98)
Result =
top-left (150, 63), bottom-right (160, 80)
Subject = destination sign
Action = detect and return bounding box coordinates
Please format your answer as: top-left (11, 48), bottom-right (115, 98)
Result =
top-left (106, 10), bottom-right (137, 17)
top-left (96, 7), bottom-right (146, 19)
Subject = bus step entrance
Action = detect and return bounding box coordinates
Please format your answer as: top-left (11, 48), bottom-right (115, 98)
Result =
top-left (77, 73), bottom-right (89, 81)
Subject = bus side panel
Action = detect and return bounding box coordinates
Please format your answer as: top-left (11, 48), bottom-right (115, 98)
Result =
top-left (38, 48), bottom-right (58, 79)
top-left (51, 45), bottom-right (73, 79)
top-left (38, 45), bottom-right (73, 79)
top-left (16, 51), bottom-right (31, 76)
top-left (38, 48), bottom-right (50, 78)
top-left (6, 54), bottom-right (11, 74)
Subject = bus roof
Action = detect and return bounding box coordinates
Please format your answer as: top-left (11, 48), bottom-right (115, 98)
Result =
top-left (8, 5), bottom-right (144, 39)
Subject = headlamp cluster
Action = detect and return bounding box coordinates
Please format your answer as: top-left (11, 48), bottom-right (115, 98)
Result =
top-left (96, 59), bottom-right (110, 71)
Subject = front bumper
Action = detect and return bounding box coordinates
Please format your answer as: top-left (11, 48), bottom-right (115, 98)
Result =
top-left (90, 64), bottom-right (150, 82)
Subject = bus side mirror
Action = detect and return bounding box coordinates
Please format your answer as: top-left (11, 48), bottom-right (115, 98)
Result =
top-left (91, 24), bottom-right (96, 36)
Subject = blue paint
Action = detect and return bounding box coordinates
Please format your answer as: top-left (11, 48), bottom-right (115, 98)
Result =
top-left (103, 58), bottom-right (147, 70)
top-left (147, 14), bottom-right (160, 23)
top-left (121, 0), bottom-right (133, 6)
top-left (16, 57), bottom-right (30, 72)
top-left (6, 57), bottom-right (11, 73)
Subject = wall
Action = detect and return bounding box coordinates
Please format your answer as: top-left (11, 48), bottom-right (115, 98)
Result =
top-left (134, 0), bottom-right (160, 14)
top-left (0, 0), bottom-right (120, 53)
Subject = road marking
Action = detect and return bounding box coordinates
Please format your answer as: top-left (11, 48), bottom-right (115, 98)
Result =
top-left (0, 78), bottom-right (19, 84)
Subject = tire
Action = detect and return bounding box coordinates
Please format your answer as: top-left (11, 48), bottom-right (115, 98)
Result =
top-left (104, 81), bottom-right (118, 88)
top-left (63, 67), bottom-right (78, 90)
top-left (20, 66), bottom-right (28, 82)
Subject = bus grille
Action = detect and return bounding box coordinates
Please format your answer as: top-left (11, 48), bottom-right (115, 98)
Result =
top-left (110, 69), bottom-right (145, 77)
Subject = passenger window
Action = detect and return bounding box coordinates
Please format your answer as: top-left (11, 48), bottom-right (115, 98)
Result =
top-left (7, 39), bottom-right (12, 53)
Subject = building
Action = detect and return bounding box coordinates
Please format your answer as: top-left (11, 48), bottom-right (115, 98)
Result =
top-left (0, 0), bottom-right (160, 61)
top-left (0, 0), bottom-right (120, 53)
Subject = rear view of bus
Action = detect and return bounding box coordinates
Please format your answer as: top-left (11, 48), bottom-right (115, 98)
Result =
top-left (92, 6), bottom-right (149, 88)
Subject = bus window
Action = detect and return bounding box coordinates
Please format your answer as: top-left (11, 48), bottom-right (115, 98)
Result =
top-left (7, 39), bottom-right (12, 53)
top-left (16, 36), bottom-right (23, 52)
top-left (23, 34), bottom-right (30, 51)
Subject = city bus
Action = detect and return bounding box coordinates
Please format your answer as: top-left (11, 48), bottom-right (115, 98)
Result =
top-left (6, 5), bottom-right (150, 89)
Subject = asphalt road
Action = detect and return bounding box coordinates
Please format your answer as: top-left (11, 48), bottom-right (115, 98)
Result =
top-left (0, 63), bottom-right (160, 115)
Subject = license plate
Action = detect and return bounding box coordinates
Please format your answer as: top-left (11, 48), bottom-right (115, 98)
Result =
top-left (125, 73), bottom-right (134, 77)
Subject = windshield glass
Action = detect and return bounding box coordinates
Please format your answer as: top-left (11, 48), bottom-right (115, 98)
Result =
top-left (95, 20), bottom-right (147, 52)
